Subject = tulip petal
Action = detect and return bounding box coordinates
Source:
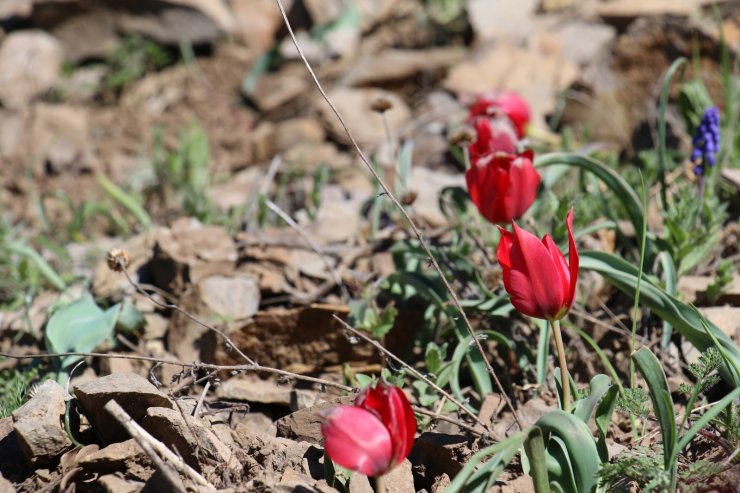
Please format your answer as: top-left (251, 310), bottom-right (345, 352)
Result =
top-left (504, 151), bottom-right (540, 219)
top-left (543, 234), bottom-right (570, 309)
top-left (321, 406), bottom-right (393, 477)
top-left (509, 222), bottom-right (565, 319)
top-left (565, 209), bottom-right (579, 309)
top-left (496, 227), bottom-right (514, 270)
top-left (356, 382), bottom-right (416, 468)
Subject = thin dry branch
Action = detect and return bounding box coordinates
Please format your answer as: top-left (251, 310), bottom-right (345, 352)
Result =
top-left (272, 0), bottom-right (522, 431)
top-left (0, 351), bottom-right (355, 393)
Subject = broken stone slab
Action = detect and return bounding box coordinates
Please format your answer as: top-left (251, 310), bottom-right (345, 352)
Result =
top-left (12, 380), bottom-right (72, 465)
top-left (215, 375), bottom-right (318, 410)
top-left (275, 396), bottom-right (355, 444)
top-left (205, 305), bottom-right (379, 370)
top-left (77, 438), bottom-right (149, 474)
top-left (274, 117), bottom-right (326, 154)
top-left (315, 87), bottom-right (411, 147)
top-left (531, 21), bottom-right (617, 67)
top-left (349, 460), bottom-right (414, 493)
top-left (31, 103), bottom-right (97, 176)
top-left (0, 473), bottom-right (15, 493)
top-left (408, 433), bottom-right (473, 492)
top-left (0, 30), bottom-right (63, 109)
top-left (340, 48), bottom-right (466, 86)
top-left (151, 218), bottom-right (238, 294)
top-left (409, 167), bottom-right (465, 227)
top-left (596, 0), bottom-right (705, 30)
top-left (443, 42), bottom-right (578, 130)
top-left (466, 0), bottom-right (538, 42)
top-left (142, 406), bottom-right (241, 475)
top-left (97, 473), bottom-right (144, 493)
top-left (74, 373), bottom-right (173, 444)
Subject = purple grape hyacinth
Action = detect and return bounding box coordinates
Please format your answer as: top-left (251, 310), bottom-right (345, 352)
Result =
top-left (691, 107), bottom-right (721, 176)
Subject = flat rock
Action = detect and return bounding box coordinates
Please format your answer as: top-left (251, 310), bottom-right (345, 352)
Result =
top-left (97, 474), bottom-right (145, 493)
top-left (198, 274), bottom-right (260, 321)
top-left (722, 168), bottom-right (740, 190)
top-left (12, 380), bottom-right (71, 464)
top-left (31, 103), bottom-right (96, 175)
top-left (532, 21), bottom-right (616, 67)
top-left (216, 376), bottom-right (319, 410)
top-left (315, 87), bottom-right (411, 147)
top-left (699, 306), bottom-right (740, 341)
top-left (408, 432), bottom-right (473, 491)
top-left (341, 48), bottom-right (466, 86)
top-left (467, 0), bottom-right (538, 42)
top-left (349, 459), bottom-right (414, 493)
top-left (443, 42), bottom-right (578, 129)
top-left (274, 117), bottom-right (326, 154)
top-left (77, 439), bottom-right (148, 473)
top-left (247, 66), bottom-right (309, 113)
top-left (0, 473), bottom-right (15, 493)
top-left (151, 218), bottom-right (237, 293)
top-left (231, 0), bottom-right (287, 51)
top-left (142, 406), bottom-right (240, 475)
top-left (596, 0), bottom-right (704, 29)
top-left (0, 30), bottom-right (62, 109)
top-left (74, 373), bottom-right (173, 444)
top-left (275, 396), bottom-right (355, 444)
top-left (409, 167), bottom-right (465, 227)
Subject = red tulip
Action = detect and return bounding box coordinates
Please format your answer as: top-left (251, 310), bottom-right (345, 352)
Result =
top-left (321, 381), bottom-right (416, 476)
top-left (466, 149), bottom-right (541, 224)
top-left (496, 209), bottom-right (579, 320)
top-left (469, 117), bottom-right (517, 161)
top-left (469, 91), bottom-right (531, 138)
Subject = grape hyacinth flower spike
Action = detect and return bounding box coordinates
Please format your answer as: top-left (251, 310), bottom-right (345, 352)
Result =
top-left (691, 107), bottom-right (721, 177)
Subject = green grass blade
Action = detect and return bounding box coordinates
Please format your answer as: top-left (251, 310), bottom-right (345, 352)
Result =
top-left (632, 347), bottom-right (676, 470)
top-left (658, 252), bottom-right (678, 349)
top-left (564, 322), bottom-right (623, 393)
top-left (444, 432), bottom-right (526, 493)
top-left (657, 58), bottom-right (687, 211)
top-left (4, 241), bottom-right (66, 291)
top-left (97, 173), bottom-right (152, 230)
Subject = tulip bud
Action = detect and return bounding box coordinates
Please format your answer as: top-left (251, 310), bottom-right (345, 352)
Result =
top-left (469, 91), bottom-right (531, 138)
top-left (466, 149), bottom-right (540, 224)
top-left (496, 209), bottom-right (579, 321)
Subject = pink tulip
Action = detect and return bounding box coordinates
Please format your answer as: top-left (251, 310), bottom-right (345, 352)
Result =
top-left (469, 91), bottom-right (531, 138)
top-left (321, 382), bottom-right (416, 477)
top-left (497, 209), bottom-right (579, 320)
top-left (466, 150), bottom-right (541, 224)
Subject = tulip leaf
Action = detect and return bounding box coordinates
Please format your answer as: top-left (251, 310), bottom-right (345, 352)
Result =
top-left (535, 410), bottom-right (601, 493)
top-left (45, 293), bottom-right (121, 370)
top-left (523, 427), bottom-right (550, 493)
top-left (580, 250), bottom-right (740, 386)
top-left (572, 374), bottom-right (612, 425)
top-left (632, 347), bottom-right (676, 471)
top-left (594, 384), bottom-right (619, 463)
top-left (545, 435), bottom-right (578, 493)
top-left (535, 153), bottom-right (646, 251)
top-left (444, 432), bottom-right (526, 493)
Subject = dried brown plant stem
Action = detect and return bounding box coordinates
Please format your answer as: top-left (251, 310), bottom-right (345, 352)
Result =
top-left (272, 0), bottom-right (522, 432)
top-left (105, 399), bottom-right (214, 491)
top-left (333, 315), bottom-right (499, 438)
top-left (0, 351), bottom-right (355, 393)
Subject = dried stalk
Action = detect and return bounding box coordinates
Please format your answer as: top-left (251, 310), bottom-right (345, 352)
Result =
top-left (272, 0), bottom-right (522, 431)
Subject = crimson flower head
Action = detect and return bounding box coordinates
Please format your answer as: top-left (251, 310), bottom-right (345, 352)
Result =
top-left (466, 149), bottom-right (541, 224)
top-left (497, 209), bottom-right (579, 321)
top-left (469, 117), bottom-right (518, 161)
top-left (321, 381), bottom-right (416, 477)
top-left (469, 91), bottom-right (531, 138)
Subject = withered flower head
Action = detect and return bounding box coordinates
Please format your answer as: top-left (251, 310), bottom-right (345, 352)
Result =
top-left (106, 248), bottom-right (130, 272)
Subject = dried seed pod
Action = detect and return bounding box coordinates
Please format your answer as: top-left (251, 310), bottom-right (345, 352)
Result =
top-left (370, 96), bottom-right (393, 113)
top-left (106, 248), bottom-right (130, 272)
top-left (448, 124), bottom-right (476, 147)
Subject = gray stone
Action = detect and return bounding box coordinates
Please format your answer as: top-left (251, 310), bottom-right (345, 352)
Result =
top-left (198, 274), bottom-right (260, 321)
top-left (0, 30), bottom-right (62, 109)
top-left (74, 373), bottom-right (173, 444)
top-left (142, 406), bottom-right (241, 475)
top-left (12, 380), bottom-right (71, 464)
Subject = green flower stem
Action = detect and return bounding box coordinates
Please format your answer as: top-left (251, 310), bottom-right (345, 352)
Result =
top-left (550, 319), bottom-right (571, 412)
top-left (375, 474), bottom-right (386, 493)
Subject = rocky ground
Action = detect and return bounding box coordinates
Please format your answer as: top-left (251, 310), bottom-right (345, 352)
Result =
top-left (0, 0), bottom-right (739, 492)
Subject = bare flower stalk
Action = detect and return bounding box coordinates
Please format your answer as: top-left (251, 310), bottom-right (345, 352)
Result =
top-left (550, 319), bottom-right (571, 412)
top-left (272, 0), bottom-right (523, 430)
